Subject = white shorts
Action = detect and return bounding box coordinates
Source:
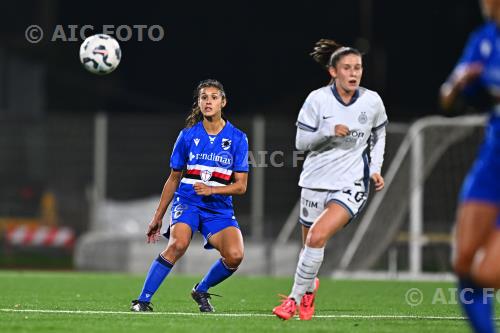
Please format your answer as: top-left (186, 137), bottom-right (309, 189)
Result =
top-left (299, 181), bottom-right (369, 228)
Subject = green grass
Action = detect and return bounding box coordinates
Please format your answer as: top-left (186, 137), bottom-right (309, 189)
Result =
top-left (0, 270), bottom-right (497, 332)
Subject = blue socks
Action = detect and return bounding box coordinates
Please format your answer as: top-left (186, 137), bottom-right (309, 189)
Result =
top-left (138, 254), bottom-right (174, 302)
top-left (458, 278), bottom-right (495, 333)
top-left (195, 259), bottom-right (237, 293)
top-left (137, 256), bottom-right (236, 300)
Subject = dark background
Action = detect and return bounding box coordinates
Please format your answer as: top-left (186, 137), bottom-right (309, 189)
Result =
top-left (0, 0), bottom-right (483, 121)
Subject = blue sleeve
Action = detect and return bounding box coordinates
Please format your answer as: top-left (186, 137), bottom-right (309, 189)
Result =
top-left (454, 28), bottom-right (488, 96)
top-left (233, 134), bottom-right (249, 172)
top-left (169, 130), bottom-right (188, 170)
top-left (457, 30), bottom-right (483, 66)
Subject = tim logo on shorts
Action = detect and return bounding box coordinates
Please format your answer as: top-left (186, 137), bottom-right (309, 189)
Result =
top-left (302, 198), bottom-right (318, 208)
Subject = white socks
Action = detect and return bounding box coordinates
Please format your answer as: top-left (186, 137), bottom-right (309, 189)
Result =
top-left (306, 277), bottom-right (317, 293)
top-left (290, 246), bottom-right (324, 303)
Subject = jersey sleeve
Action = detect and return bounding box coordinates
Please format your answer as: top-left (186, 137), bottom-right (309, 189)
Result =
top-left (295, 91), bottom-right (334, 151)
top-left (370, 94), bottom-right (388, 176)
top-left (456, 30), bottom-right (484, 67)
top-left (372, 95), bottom-right (388, 130)
top-left (369, 126), bottom-right (386, 176)
top-left (450, 27), bottom-right (489, 95)
top-left (233, 134), bottom-right (249, 172)
top-left (296, 92), bottom-right (320, 132)
top-left (169, 130), bottom-right (188, 170)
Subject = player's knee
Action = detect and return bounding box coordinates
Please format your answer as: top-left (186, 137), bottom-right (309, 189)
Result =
top-left (474, 266), bottom-right (500, 289)
top-left (166, 239), bottom-right (189, 258)
top-left (305, 229), bottom-right (326, 248)
top-left (453, 254), bottom-right (473, 277)
top-left (223, 249), bottom-right (244, 268)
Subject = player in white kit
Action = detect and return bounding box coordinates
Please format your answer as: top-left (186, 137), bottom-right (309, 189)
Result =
top-left (273, 39), bottom-right (388, 320)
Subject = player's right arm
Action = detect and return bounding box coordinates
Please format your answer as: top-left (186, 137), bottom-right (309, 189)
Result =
top-left (440, 63), bottom-right (483, 111)
top-left (295, 92), bottom-right (334, 151)
top-left (147, 169), bottom-right (182, 243)
top-left (440, 29), bottom-right (485, 111)
top-left (147, 129), bottom-right (188, 243)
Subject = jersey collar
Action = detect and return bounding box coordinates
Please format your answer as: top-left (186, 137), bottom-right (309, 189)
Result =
top-left (330, 83), bottom-right (360, 106)
top-left (198, 119), bottom-right (231, 136)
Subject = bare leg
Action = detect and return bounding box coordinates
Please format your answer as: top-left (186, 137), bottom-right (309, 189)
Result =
top-left (208, 226), bottom-right (244, 268)
top-left (161, 223), bottom-right (193, 263)
top-left (453, 201), bottom-right (499, 333)
top-left (453, 202), bottom-right (498, 277)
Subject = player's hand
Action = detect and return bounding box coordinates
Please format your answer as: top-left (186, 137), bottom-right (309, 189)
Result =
top-left (334, 124), bottom-right (350, 137)
top-left (371, 173), bottom-right (385, 191)
top-left (193, 182), bottom-right (213, 196)
top-left (146, 218), bottom-right (162, 243)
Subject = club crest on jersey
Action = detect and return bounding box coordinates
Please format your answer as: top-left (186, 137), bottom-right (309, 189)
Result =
top-left (209, 136), bottom-right (216, 144)
top-left (193, 138), bottom-right (200, 146)
top-left (200, 170), bottom-right (212, 183)
top-left (221, 138), bottom-right (232, 150)
top-left (358, 112), bottom-right (368, 124)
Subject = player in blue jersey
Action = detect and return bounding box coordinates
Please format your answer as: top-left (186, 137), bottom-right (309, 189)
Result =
top-left (440, 1), bottom-right (500, 332)
top-left (130, 79), bottom-right (249, 313)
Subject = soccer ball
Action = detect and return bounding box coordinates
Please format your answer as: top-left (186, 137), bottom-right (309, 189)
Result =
top-left (79, 34), bottom-right (121, 75)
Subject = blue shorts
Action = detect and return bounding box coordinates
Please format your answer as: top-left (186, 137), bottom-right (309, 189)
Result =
top-left (459, 116), bottom-right (500, 227)
top-left (163, 198), bottom-right (239, 249)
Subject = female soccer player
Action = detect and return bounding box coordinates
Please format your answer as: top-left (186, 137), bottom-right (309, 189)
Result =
top-left (272, 39), bottom-right (388, 320)
top-left (440, 0), bottom-right (500, 331)
top-left (131, 79), bottom-right (249, 313)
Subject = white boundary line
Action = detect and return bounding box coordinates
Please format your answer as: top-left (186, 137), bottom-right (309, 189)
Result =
top-left (0, 308), bottom-right (478, 320)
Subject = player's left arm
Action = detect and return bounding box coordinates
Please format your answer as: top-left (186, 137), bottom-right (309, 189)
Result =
top-left (370, 125), bottom-right (386, 191)
top-left (194, 132), bottom-right (249, 196)
top-left (370, 96), bottom-right (388, 191)
top-left (194, 172), bottom-right (248, 196)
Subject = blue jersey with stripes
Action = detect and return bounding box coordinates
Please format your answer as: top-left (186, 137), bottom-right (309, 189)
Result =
top-left (170, 120), bottom-right (249, 211)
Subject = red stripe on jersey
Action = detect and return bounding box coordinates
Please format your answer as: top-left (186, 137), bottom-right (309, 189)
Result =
top-left (212, 171), bottom-right (231, 180)
top-left (186, 169), bottom-right (231, 180)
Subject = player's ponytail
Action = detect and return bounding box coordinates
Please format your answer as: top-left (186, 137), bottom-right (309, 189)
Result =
top-left (185, 105), bottom-right (203, 128)
top-left (310, 39), bottom-right (344, 69)
top-left (310, 39), bottom-right (362, 84)
top-left (185, 79), bottom-right (227, 128)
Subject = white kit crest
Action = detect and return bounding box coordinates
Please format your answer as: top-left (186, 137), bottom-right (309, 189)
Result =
top-left (358, 112), bottom-right (368, 124)
top-left (200, 170), bottom-right (212, 183)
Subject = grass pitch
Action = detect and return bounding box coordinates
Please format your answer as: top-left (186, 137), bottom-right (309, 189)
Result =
top-left (0, 270), bottom-right (497, 332)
